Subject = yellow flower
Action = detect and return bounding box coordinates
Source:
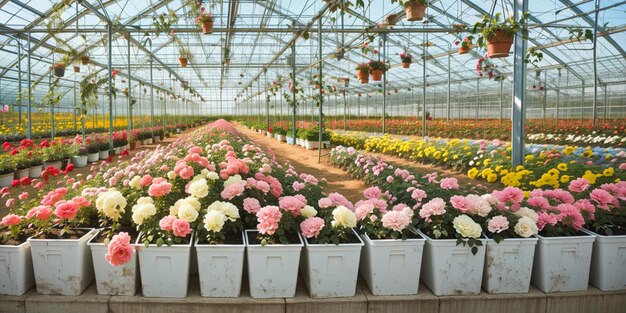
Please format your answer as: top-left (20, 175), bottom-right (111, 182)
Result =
top-left (525, 155), bottom-right (535, 162)
top-left (582, 171), bottom-right (597, 184)
top-left (560, 175), bottom-right (571, 183)
top-left (603, 168), bottom-right (614, 177)
top-left (487, 173), bottom-right (498, 183)
top-left (467, 168), bottom-right (479, 179)
top-left (516, 165), bottom-right (524, 171)
top-left (557, 163), bottom-right (568, 172)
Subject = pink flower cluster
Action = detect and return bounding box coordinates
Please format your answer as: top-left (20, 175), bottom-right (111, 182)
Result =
top-left (148, 177), bottom-right (172, 197)
top-left (300, 217), bottom-right (324, 238)
top-left (105, 232), bottom-right (134, 266)
top-left (279, 195), bottom-right (307, 217)
top-left (159, 215), bottom-right (192, 237)
top-left (256, 206), bottom-right (282, 235)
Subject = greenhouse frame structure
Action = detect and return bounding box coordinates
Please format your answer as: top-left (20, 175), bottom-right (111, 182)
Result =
top-left (0, 0), bottom-right (625, 167)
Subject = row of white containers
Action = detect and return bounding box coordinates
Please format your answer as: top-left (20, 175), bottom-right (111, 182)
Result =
top-left (1, 228), bottom-right (624, 298)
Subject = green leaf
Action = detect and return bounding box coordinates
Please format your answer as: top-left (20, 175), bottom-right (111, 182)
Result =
top-left (156, 238), bottom-right (164, 247)
top-left (471, 246), bottom-right (478, 255)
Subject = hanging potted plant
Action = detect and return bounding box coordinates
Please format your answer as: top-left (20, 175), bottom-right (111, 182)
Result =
top-left (53, 61), bottom-right (66, 77)
top-left (391, 0), bottom-right (427, 22)
top-left (300, 199), bottom-right (363, 298)
top-left (195, 6), bottom-right (214, 34)
top-left (87, 189), bottom-right (139, 295)
top-left (80, 54), bottom-right (90, 65)
top-left (178, 46), bottom-right (192, 67)
top-left (245, 204), bottom-right (304, 298)
top-left (457, 35), bottom-right (474, 54)
top-left (0, 213), bottom-right (35, 296)
top-left (472, 12), bottom-right (526, 58)
top-left (354, 187), bottom-right (425, 296)
top-left (196, 200), bottom-right (245, 297)
top-left (481, 189), bottom-right (539, 294)
top-left (73, 62), bottom-right (80, 73)
top-left (368, 60), bottom-right (389, 81)
top-left (400, 50), bottom-right (412, 68)
top-left (355, 63), bottom-right (369, 84)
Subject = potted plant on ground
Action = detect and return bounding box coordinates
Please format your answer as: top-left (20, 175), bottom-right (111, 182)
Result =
top-left (0, 213), bottom-right (35, 296)
top-left (391, 0), bottom-right (427, 22)
top-left (400, 50), bottom-right (412, 68)
top-left (41, 142), bottom-right (65, 169)
top-left (0, 154), bottom-right (16, 187)
top-left (354, 187), bottom-right (425, 296)
top-left (355, 62), bottom-right (370, 84)
top-left (368, 60), bottom-right (389, 81)
top-left (472, 12), bottom-right (526, 58)
top-left (72, 145), bottom-right (89, 168)
top-left (195, 6), bottom-right (214, 34)
top-left (300, 199), bottom-right (363, 298)
top-left (86, 141), bottom-right (100, 163)
top-left (13, 149), bottom-right (31, 179)
top-left (99, 141), bottom-right (111, 160)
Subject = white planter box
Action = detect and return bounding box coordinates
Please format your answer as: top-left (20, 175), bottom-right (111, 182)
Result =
top-left (275, 134), bottom-right (285, 142)
top-left (0, 172), bottom-right (13, 187)
top-left (88, 231), bottom-right (138, 295)
top-left (87, 152), bottom-right (99, 163)
top-left (419, 231), bottom-right (486, 296)
top-left (483, 237), bottom-right (537, 294)
top-left (0, 241), bottom-right (35, 296)
top-left (99, 150), bottom-right (109, 160)
top-left (28, 228), bottom-right (96, 295)
top-left (531, 233), bottom-right (595, 292)
top-left (305, 140), bottom-right (319, 150)
top-left (195, 232), bottom-right (245, 297)
top-left (323, 140), bottom-right (331, 148)
top-left (266, 132), bottom-right (273, 138)
top-left (154, 136), bottom-right (160, 143)
top-left (29, 165), bottom-right (43, 178)
top-left (14, 168), bottom-right (29, 180)
top-left (359, 233), bottom-right (425, 296)
top-left (302, 229), bottom-right (363, 298)
top-left (286, 136), bottom-right (295, 145)
top-left (43, 161), bottom-right (62, 170)
top-left (583, 229), bottom-right (626, 291)
top-left (135, 233), bottom-right (193, 298)
top-left (72, 155), bottom-right (88, 168)
top-left (245, 230), bottom-right (303, 298)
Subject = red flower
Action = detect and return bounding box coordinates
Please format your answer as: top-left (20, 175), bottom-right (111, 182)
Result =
top-left (19, 177), bottom-right (30, 186)
top-left (40, 140), bottom-right (50, 148)
top-left (106, 156), bottom-right (113, 163)
top-left (11, 180), bottom-right (19, 188)
top-left (120, 150), bottom-right (130, 156)
top-left (2, 142), bottom-right (10, 151)
top-left (63, 163), bottom-right (75, 174)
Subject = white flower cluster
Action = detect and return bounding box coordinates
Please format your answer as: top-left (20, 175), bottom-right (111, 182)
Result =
top-left (132, 197), bottom-right (157, 225)
top-left (203, 201), bottom-right (240, 232)
top-left (95, 188), bottom-right (127, 221)
top-left (170, 196), bottom-right (201, 222)
top-left (452, 214), bottom-right (482, 238)
top-left (331, 206), bottom-right (357, 228)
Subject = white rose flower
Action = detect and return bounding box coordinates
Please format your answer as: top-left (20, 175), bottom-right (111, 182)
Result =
top-left (203, 210), bottom-right (226, 232)
top-left (301, 205), bottom-right (318, 218)
top-left (167, 171), bottom-right (177, 180)
top-left (95, 188), bottom-right (127, 221)
top-left (178, 203), bottom-right (199, 222)
top-left (188, 178), bottom-right (209, 198)
top-left (331, 206), bottom-right (357, 228)
top-left (129, 176), bottom-right (141, 189)
top-left (514, 216), bottom-right (538, 238)
top-left (131, 201), bottom-right (156, 225)
top-left (135, 196), bottom-right (154, 206)
top-left (514, 207), bottom-right (539, 223)
top-left (200, 169), bottom-right (210, 178)
top-left (207, 201), bottom-right (240, 221)
top-left (206, 171), bottom-right (219, 180)
top-left (453, 214), bottom-right (482, 238)
top-left (223, 174), bottom-right (243, 187)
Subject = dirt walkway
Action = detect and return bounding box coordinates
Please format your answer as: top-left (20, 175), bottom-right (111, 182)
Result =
top-left (234, 124), bottom-right (369, 204)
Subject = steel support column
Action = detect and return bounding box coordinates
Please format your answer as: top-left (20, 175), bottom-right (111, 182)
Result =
top-left (107, 23), bottom-right (113, 149)
top-left (512, 0), bottom-right (528, 167)
top-left (592, 0), bottom-right (599, 125)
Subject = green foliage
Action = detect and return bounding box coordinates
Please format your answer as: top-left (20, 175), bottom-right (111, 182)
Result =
top-left (0, 154), bottom-right (16, 175)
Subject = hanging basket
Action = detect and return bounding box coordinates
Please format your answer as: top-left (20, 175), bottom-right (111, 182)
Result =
top-left (80, 55), bottom-right (90, 65)
top-left (53, 63), bottom-right (66, 77)
top-left (178, 57), bottom-right (188, 67)
top-left (405, 2), bottom-right (427, 22)
top-left (458, 46), bottom-right (471, 54)
top-left (356, 69), bottom-right (369, 84)
top-left (486, 30), bottom-right (514, 58)
top-left (73, 65), bottom-right (80, 73)
top-left (201, 21), bottom-right (214, 34)
top-left (386, 14), bottom-right (398, 26)
top-left (370, 69), bottom-right (383, 81)
top-left (401, 62), bottom-right (411, 69)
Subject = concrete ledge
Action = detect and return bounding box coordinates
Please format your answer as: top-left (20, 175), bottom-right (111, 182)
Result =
top-left (2, 277), bottom-right (626, 313)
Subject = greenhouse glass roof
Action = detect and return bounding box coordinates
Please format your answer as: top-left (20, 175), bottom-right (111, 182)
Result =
top-left (0, 0), bottom-right (625, 112)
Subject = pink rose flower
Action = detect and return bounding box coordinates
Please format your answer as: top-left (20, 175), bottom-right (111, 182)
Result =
top-left (1, 214), bottom-right (22, 226)
top-left (292, 181), bottom-right (305, 192)
top-left (54, 200), bottom-right (80, 220)
top-left (279, 196), bottom-right (306, 217)
top-left (440, 178), bottom-right (459, 190)
top-left (355, 203), bottom-right (375, 221)
top-left (172, 219), bottom-right (191, 237)
top-left (105, 232), bottom-right (134, 266)
top-left (159, 215), bottom-right (177, 231)
top-left (243, 197), bottom-right (261, 214)
top-left (220, 182), bottom-right (245, 200)
top-left (256, 206), bottom-right (282, 235)
top-left (139, 174), bottom-right (153, 187)
top-left (411, 188), bottom-right (427, 202)
top-left (487, 215), bottom-right (509, 233)
top-left (450, 195), bottom-right (471, 213)
top-left (363, 186), bottom-right (382, 199)
top-left (300, 217), bottom-right (325, 238)
top-left (318, 197), bottom-right (333, 208)
top-left (18, 192), bottom-right (29, 201)
top-left (148, 180), bottom-right (172, 197)
top-left (493, 186), bottom-right (524, 204)
top-left (568, 178), bottom-right (590, 193)
top-left (26, 205), bottom-right (53, 220)
top-left (381, 210), bottom-right (411, 232)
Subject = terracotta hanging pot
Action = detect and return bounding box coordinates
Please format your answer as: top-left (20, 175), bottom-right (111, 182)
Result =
top-left (80, 55), bottom-right (90, 65)
top-left (73, 65), bottom-right (80, 73)
top-left (53, 63), bottom-right (66, 77)
top-left (178, 57), bottom-right (188, 67)
top-left (405, 2), bottom-right (427, 22)
top-left (402, 62), bottom-right (411, 69)
top-left (356, 69), bottom-right (369, 82)
top-left (201, 21), bottom-right (213, 34)
top-left (370, 69), bottom-right (383, 81)
top-left (458, 46), bottom-right (470, 54)
top-left (386, 14), bottom-right (398, 26)
top-left (486, 30), bottom-right (514, 58)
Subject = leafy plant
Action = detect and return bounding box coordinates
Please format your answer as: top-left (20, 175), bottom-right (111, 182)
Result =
top-left (369, 60), bottom-right (389, 72)
top-left (355, 62), bottom-right (370, 71)
top-left (0, 154), bottom-right (16, 175)
top-left (152, 10), bottom-right (179, 36)
top-left (390, 0), bottom-right (428, 7)
top-left (400, 51), bottom-right (412, 63)
top-left (472, 12), bottom-right (527, 47)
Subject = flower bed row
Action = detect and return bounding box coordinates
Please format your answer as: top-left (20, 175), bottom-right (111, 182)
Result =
top-left (325, 118), bottom-right (626, 147)
top-left (2, 120), bottom-right (624, 300)
top-left (330, 132), bottom-right (626, 191)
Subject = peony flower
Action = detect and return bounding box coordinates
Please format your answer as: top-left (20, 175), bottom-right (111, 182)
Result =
top-left (203, 210), bottom-right (226, 232)
top-left (440, 177), bottom-right (459, 190)
top-left (1, 214), bottom-right (22, 226)
top-left (381, 210), bottom-right (411, 232)
top-left (514, 216), bottom-right (538, 238)
top-left (300, 217), bottom-right (325, 238)
top-left (419, 198), bottom-right (446, 221)
top-left (172, 219), bottom-right (191, 237)
top-left (487, 215), bottom-right (509, 233)
top-left (318, 197), bottom-right (333, 208)
top-left (568, 178), bottom-right (590, 193)
top-left (363, 186), bottom-right (382, 199)
top-left (256, 206), bottom-right (282, 235)
top-left (105, 232), bottom-right (134, 266)
top-left (452, 214), bottom-right (482, 238)
top-left (355, 203), bottom-right (375, 221)
top-left (331, 206), bottom-right (357, 228)
top-left (243, 197), bottom-right (261, 214)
